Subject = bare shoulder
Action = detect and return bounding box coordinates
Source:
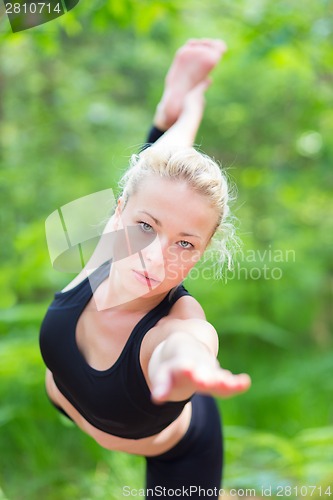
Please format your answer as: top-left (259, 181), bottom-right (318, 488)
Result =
top-left (140, 293), bottom-right (217, 373)
top-left (60, 269), bottom-right (91, 293)
top-left (168, 293), bottom-right (206, 321)
top-left (161, 295), bottom-right (217, 349)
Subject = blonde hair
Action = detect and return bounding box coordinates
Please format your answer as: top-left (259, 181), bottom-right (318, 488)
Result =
top-left (119, 146), bottom-right (239, 278)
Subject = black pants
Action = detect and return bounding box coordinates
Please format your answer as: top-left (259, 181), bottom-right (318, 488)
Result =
top-left (145, 394), bottom-right (223, 500)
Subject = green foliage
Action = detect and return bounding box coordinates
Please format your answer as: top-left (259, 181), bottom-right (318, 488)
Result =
top-left (0, 0), bottom-right (332, 498)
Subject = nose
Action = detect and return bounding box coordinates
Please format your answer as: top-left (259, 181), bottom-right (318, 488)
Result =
top-left (142, 234), bottom-right (167, 266)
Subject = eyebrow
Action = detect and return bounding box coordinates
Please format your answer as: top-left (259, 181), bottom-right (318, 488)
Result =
top-left (138, 210), bottom-right (202, 240)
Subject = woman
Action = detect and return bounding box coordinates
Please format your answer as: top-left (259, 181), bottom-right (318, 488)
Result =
top-left (40, 39), bottom-right (251, 499)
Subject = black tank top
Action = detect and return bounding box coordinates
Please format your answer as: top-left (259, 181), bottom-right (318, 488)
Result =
top-left (39, 261), bottom-right (192, 439)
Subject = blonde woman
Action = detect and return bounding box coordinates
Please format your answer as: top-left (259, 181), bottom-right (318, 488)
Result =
top-left (40, 39), bottom-right (251, 499)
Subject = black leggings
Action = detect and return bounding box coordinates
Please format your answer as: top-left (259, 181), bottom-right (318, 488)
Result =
top-left (50, 393), bottom-right (223, 500)
top-left (145, 394), bottom-right (223, 499)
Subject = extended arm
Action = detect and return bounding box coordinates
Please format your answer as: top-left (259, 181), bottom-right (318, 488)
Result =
top-left (148, 317), bottom-right (251, 402)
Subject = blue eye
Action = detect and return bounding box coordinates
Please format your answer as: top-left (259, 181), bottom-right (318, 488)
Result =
top-left (178, 240), bottom-right (193, 249)
top-left (139, 222), bottom-right (154, 233)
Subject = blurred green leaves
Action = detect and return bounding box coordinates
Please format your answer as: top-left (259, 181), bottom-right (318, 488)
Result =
top-left (0, 0), bottom-right (332, 498)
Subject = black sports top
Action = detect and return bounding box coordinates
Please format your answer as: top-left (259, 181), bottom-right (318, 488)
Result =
top-left (39, 260), bottom-right (192, 439)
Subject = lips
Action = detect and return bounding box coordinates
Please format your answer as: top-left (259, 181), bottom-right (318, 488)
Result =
top-left (132, 270), bottom-right (162, 286)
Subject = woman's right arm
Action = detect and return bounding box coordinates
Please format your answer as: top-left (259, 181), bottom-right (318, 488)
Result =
top-left (147, 317), bottom-right (251, 403)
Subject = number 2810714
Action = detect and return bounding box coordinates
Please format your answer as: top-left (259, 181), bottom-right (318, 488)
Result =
top-left (5, 3), bottom-right (62, 14)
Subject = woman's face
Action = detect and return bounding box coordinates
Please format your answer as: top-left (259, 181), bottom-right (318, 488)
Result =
top-left (112, 175), bottom-right (218, 298)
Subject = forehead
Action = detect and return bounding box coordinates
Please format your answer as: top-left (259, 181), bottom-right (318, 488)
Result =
top-left (126, 175), bottom-right (217, 237)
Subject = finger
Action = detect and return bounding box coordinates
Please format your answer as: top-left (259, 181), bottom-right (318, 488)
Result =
top-left (211, 372), bottom-right (252, 396)
top-left (194, 371), bottom-right (251, 396)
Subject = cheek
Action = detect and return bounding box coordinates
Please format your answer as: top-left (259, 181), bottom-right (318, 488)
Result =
top-left (114, 252), bottom-right (142, 272)
top-left (164, 249), bottom-right (202, 279)
top-left (180, 248), bottom-right (202, 266)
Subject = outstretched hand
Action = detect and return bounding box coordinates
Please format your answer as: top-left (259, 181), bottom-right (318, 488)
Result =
top-left (151, 353), bottom-right (251, 403)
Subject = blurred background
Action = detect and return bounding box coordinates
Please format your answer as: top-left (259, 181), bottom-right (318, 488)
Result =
top-left (0, 1), bottom-right (332, 498)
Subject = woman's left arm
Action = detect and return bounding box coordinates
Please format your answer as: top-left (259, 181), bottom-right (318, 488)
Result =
top-left (148, 318), bottom-right (251, 403)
